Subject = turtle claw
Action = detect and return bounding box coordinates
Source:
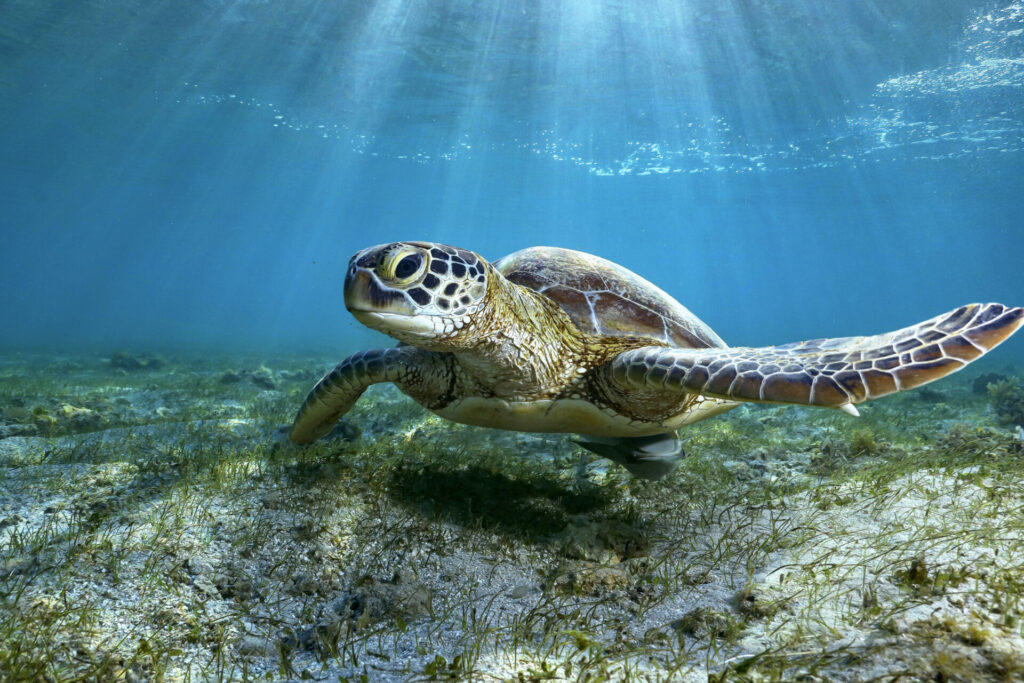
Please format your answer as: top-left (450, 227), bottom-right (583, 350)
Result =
top-left (574, 433), bottom-right (685, 480)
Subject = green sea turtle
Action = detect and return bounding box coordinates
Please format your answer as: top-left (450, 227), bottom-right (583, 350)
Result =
top-left (290, 242), bottom-right (1023, 479)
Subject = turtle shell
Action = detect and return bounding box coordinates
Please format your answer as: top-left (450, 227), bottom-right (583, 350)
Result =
top-left (492, 247), bottom-right (725, 349)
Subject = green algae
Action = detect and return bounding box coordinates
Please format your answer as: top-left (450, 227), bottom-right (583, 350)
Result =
top-left (988, 377), bottom-right (1024, 426)
top-left (0, 354), bottom-right (1023, 681)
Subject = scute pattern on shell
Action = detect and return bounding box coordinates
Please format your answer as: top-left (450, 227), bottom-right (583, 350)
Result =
top-left (493, 247), bottom-right (725, 350)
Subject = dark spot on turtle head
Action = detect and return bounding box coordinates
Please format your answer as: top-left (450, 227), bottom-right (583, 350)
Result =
top-left (423, 273), bottom-right (440, 289)
top-left (363, 278), bottom-right (406, 309)
top-left (430, 247), bottom-right (448, 259)
top-left (430, 259), bottom-right (449, 275)
top-left (438, 298), bottom-right (450, 310)
top-left (355, 251), bottom-right (378, 268)
top-left (451, 262), bottom-right (466, 278)
top-left (443, 283), bottom-right (458, 296)
top-left (408, 288), bottom-right (431, 306)
top-left (476, 275), bottom-right (485, 283)
top-left (460, 295), bottom-right (471, 304)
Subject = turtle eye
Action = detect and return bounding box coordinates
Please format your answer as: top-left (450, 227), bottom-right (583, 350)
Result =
top-left (380, 249), bottom-right (425, 283)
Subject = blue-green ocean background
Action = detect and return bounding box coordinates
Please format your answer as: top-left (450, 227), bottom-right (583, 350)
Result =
top-left (1, 0), bottom-right (1022, 358)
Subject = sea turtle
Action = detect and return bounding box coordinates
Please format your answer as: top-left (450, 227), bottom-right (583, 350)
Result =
top-left (290, 242), bottom-right (1023, 479)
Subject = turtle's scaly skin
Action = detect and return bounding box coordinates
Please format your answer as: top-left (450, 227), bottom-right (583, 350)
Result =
top-left (290, 347), bottom-right (441, 442)
top-left (291, 242), bottom-right (1023, 460)
top-left (607, 303), bottom-right (1024, 408)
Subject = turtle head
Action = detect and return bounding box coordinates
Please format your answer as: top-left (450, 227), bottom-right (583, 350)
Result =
top-left (344, 242), bottom-right (491, 347)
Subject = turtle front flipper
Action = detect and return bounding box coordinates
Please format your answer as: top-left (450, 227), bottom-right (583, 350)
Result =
top-left (607, 303), bottom-right (1023, 411)
top-left (291, 347), bottom-right (439, 443)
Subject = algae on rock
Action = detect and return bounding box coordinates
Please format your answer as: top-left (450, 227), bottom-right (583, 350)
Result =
top-left (988, 377), bottom-right (1024, 426)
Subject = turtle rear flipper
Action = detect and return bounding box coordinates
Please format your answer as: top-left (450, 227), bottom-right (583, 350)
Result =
top-left (608, 303), bottom-right (1023, 410)
top-left (575, 433), bottom-right (685, 480)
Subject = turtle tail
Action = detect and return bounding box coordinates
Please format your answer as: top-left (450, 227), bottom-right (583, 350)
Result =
top-left (608, 303), bottom-right (1024, 411)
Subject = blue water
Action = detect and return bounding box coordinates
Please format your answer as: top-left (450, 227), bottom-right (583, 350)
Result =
top-left (1, 0), bottom-right (1022, 358)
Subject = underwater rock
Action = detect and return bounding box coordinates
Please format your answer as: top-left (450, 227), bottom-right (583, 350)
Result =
top-left (286, 571), bottom-right (322, 596)
top-left (895, 555), bottom-right (931, 588)
top-left (279, 368), bottom-right (320, 382)
top-left (0, 423), bottom-right (37, 438)
top-left (735, 584), bottom-right (790, 619)
top-left (220, 367), bottom-right (278, 389)
top-left (324, 419), bottom-right (360, 443)
top-left (57, 403), bottom-right (106, 432)
top-left (987, 377), bottom-right (1024, 425)
top-left (972, 372), bottom-right (1007, 395)
top-left (14, 403), bottom-right (107, 435)
top-left (509, 583), bottom-right (533, 599)
top-left (108, 351), bottom-right (165, 371)
top-left (249, 367), bottom-right (277, 390)
top-left (3, 405), bottom-right (32, 423)
top-left (280, 615), bottom-right (346, 658)
top-left (331, 570), bottom-right (432, 629)
top-left (212, 562), bottom-right (256, 600)
top-left (31, 407), bottom-right (57, 433)
top-left (567, 564), bottom-right (630, 596)
top-left (671, 608), bottom-right (741, 639)
top-left (550, 516), bottom-right (650, 563)
top-left (236, 635), bottom-right (276, 658)
top-left (191, 574), bottom-right (220, 599)
top-left (183, 555), bottom-right (221, 599)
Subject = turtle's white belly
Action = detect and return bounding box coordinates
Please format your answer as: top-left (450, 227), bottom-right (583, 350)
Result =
top-left (433, 396), bottom-right (738, 437)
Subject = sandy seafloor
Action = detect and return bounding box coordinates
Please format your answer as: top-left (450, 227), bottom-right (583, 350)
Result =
top-left (1, 350), bottom-right (1024, 682)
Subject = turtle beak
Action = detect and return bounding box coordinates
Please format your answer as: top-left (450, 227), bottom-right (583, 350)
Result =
top-left (343, 257), bottom-right (415, 316)
top-left (343, 257), bottom-right (438, 340)
top-left (344, 269), bottom-right (382, 312)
